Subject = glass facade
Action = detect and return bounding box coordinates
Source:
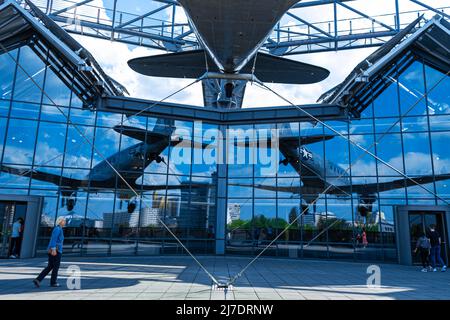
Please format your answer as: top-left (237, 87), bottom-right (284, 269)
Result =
top-left (0, 44), bottom-right (449, 262)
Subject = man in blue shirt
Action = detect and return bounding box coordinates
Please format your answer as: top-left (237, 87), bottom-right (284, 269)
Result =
top-left (33, 216), bottom-right (66, 288)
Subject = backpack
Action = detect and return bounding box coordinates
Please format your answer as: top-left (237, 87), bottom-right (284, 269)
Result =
top-left (418, 237), bottom-right (431, 249)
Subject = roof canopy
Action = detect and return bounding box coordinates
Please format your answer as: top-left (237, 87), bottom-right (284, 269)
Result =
top-left (0, 0), bottom-right (127, 108)
top-left (318, 15), bottom-right (450, 118)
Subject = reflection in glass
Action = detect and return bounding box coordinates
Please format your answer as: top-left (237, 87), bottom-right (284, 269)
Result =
top-left (12, 46), bottom-right (45, 104)
top-left (3, 118), bottom-right (37, 165)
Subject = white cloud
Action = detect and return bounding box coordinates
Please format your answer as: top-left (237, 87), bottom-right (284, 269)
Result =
top-left (70, 0), bottom-right (442, 108)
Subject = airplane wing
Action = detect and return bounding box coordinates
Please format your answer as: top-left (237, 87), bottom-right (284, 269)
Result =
top-left (232, 134), bottom-right (334, 148)
top-left (115, 125), bottom-right (210, 149)
top-left (349, 173), bottom-right (450, 195)
top-left (0, 165), bottom-right (83, 188)
top-left (114, 125), bottom-right (170, 144)
top-left (128, 50), bottom-right (329, 85)
top-left (137, 183), bottom-right (211, 192)
top-left (281, 135), bottom-right (334, 148)
top-left (230, 173), bottom-right (450, 197)
top-left (228, 183), bottom-right (301, 194)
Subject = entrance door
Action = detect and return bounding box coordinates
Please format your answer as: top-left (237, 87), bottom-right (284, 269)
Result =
top-left (0, 201), bottom-right (27, 258)
top-left (409, 211), bottom-right (448, 265)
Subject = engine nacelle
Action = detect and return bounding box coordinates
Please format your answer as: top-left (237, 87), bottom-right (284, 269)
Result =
top-left (301, 203), bottom-right (309, 215)
top-left (357, 203), bottom-right (373, 217)
top-left (128, 201), bottom-right (137, 213)
top-left (67, 198), bottom-right (76, 212)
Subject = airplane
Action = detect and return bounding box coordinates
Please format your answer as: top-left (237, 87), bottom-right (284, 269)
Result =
top-left (0, 119), bottom-right (205, 213)
top-left (127, 0), bottom-right (450, 221)
top-left (128, 0), bottom-right (330, 108)
top-left (232, 131), bottom-right (450, 220)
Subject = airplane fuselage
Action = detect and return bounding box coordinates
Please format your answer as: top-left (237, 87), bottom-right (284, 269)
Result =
top-left (279, 143), bottom-right (352, 196)
top-left (83, 138), bottom-right (169, 195)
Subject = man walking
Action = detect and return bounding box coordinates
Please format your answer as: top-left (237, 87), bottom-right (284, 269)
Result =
top-left (427, 225), bottom-right (447, 272)
top-left (33, 216), bottom-right (66, 287)
top-left (9, 217), bottom-right (24, 259)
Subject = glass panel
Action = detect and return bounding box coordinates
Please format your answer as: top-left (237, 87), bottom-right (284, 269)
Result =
top-left (0, 49), bottom-right (17, 101)
top-left (429, 115), bottom-right (450, 131)
top-left (425, 65), bottom-right (450, 115)
top-left (398, 61), bottom-right (426, 116)
top-left (373, 80), bottom-right (399, 118)
top-left (82, 192), bottom-right (115, 256)
top-left (349, 133), bottom-right (376, 177)
top-left (402, 132), bottom-right (432, 176)
top-left (40, 105), bottom-right (69, 123)
top-left (69, 107), bottom-right (96, 126)
top-left (375, 133), bottom-right (403, 177)
top-left (3, 118), bottom-right (37, 165)
top-left (409, 213), bottom-right (423, 265)
top-left (354, 200), bottom-right (384, 261)
top-left (349, 118), bottom-right (374, 135)
top-left (64, 126), bottom-right (94, 168)
top-left (379, 205), bottom-right (396, 262)
top-left (12, 46), bottom-right (45, 104)
top-left (374, 117), bottom-right (401, 134)
top-left (226, 198), bottom-right (253, 255)
top-left (34, 121), bottom-right (67, 167)
top-left (301, 196), bottom-right (328, 259)
top-left (10, 101), bottom-right (40, 120)
top-left (277, 198), bottom-right (301, 247)
top-left (227, 124), bottom-right (254, 178)
top-left (326, 198), bottom-right (355, 260)
top-left (0, 117), bottom-right (6, 158)
top-left (191, 122), bottom-right (219, 177)
top-left (325, 135), bottom-right (349, 178)
top-left (42, 68), bottom-right (72, 107)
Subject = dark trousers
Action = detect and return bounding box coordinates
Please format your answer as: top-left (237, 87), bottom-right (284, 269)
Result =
top-left (430, 245), bottom-right (445, 268)
top-left (9, 237), bottom-right (21, 256)
top-left (419, 248), bottom-right (430, 268)
top-left (36, 253), bottom-right (62, 285)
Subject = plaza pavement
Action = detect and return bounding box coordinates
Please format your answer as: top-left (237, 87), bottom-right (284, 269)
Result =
top-left (0, 255), bottom-right (449, 300)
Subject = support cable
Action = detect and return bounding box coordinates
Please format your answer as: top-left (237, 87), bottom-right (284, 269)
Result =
top-left (227, 70), bottom-right (450, 286)
top-left (0, 42), bottom-right (221, 286)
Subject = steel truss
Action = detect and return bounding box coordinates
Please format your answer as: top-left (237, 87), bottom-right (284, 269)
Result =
top-left (21, 0), bottom-right (449, 55)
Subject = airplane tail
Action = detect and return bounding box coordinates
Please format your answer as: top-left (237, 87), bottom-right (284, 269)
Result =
top-left (152, 118), bottom-right (174, 135)
top-left (114, 118), bottom-right (174, 144)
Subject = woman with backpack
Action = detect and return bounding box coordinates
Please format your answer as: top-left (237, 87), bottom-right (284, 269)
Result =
top-left (414, 231), bottom-right (431, 272)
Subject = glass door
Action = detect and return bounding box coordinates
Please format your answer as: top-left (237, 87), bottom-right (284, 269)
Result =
top-left (0, 201), bottom-right (27, 258)
top-left (0, 202), bottom-right (15, 258)
top-left (409, 211), bottom-right (448, 265)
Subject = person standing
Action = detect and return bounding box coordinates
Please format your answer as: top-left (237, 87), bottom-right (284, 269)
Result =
top-left (427, 225), bottom-right (447, 272)
top-left (362, 227), bottom-right (368, 248)
top-left (414, 231), bottom-right (431, 272)
top-left (33, 216), bottom-right (66, 288)
top-left (9, 218), bottom-right (24, 259)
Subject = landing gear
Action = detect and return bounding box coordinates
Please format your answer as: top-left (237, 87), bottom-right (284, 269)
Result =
top-left (61, 191), bottom-right (77, 212)
top-left (357, 194), bottom-right (377, 224)
top-left (67, 199), bottom-right (75, 212)
top-left (280, 158), bottom-right (289, 166)
top-left (301, 203), bottom-right (309, 215)
top-left (155, 155), bottom-right (164, 164)
top-left (127, 201), bottom-right (137, 213)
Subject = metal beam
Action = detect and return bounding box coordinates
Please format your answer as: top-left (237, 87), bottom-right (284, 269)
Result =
top-left (51, 0), bottom-right (94, 16)
top-left (409, 0), bottom-right (450, 20)
top-left (27, 0), bottom-right (450, 55)
top-left (100, 96), bottom-right (347, 125)
top-left (286, 12), bottom-right (334, 38)
top-left (115, 4), bottom-right (171, 29)
top-left (336, 0), bottom-right (396, 31)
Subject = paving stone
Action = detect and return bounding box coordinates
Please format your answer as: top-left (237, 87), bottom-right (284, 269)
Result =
top-left (1, 256), bottom-right (449, 300)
